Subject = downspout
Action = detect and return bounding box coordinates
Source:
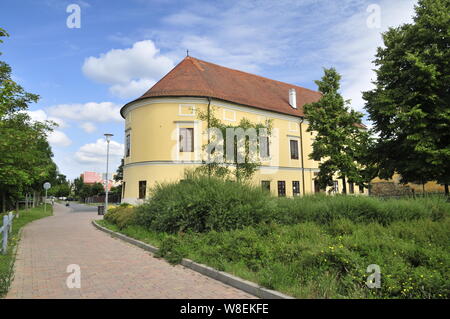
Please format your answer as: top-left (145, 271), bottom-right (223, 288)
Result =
top-left (207, 97), bottom-right (212, 178)
top-left (299, 118), bottom-right (306, 195)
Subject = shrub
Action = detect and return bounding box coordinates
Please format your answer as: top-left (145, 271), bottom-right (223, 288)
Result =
top-left (101, 197), bottom-right (450, 298)
top-left (155, 236), bottom-right (186, 265)
top-left (104, 206), bottom-right (136, 230)
top-left (134, 175), bottom-right (276, 233)
top-left (274, 194), bottom-right (449, 226)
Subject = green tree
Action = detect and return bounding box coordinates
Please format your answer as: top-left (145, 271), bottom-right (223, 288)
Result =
top-left (0, 27), bottom-right (58, 210)
top-left (197, 107), bottom-right (272, 182)
top-left (363, 0), bottom-right (450, 195)
top-left (72, 176), bottom-right (85, 200)
top-left (113, 158), bottom-right (124, 200)
top-left (48, 173), bottom-right (71, 198)
top-left (304, 68), bottom-right (371, 193)
top-left (90, 182), bottom-right (104, 196)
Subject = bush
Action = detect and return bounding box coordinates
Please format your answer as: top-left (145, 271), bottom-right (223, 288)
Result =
top-left (155, 236), bottom-right (186, 265)
top-left (146, 217), bottom-right (450, 298)
top-left (99, 189), bottom-right (450, 298)
top-left (134, 175), bottom-right (276, 233)
top-left (104, 205), bottom-right (136, 230)
top-left (274, 194), bottom-right (449, 226)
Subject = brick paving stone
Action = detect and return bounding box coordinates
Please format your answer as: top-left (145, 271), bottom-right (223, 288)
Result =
top-left (6, 203), bottom-right (255, 299)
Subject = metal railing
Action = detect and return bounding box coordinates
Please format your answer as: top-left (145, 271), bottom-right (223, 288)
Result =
top-left (1, 211), bottom-right (16, 255)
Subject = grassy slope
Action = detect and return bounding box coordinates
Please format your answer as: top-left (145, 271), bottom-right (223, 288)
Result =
top-left (0, 204), bottom-right (53, 297)
top-left (98, 204), bottom-right (450, 299)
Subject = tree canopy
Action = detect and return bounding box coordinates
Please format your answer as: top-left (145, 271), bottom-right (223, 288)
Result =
top-left (304, 68), bottom-right (371, 193)
top-left (0, 27), bottom-right (59, 211)
top-left (363, 0), bottom-right (450, 193)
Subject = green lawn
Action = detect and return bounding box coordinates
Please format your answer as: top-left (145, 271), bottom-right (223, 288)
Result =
top-left (0, 204), bottom-right (53, 297)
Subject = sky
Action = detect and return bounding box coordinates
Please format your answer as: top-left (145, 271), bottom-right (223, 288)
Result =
top-left (0, 0), bottom-right (418, 180)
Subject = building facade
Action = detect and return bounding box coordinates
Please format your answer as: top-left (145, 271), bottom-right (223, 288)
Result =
top-left (120, 57), bottom-right (368, 204)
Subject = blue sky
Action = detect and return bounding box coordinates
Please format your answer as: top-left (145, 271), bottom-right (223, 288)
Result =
top-left (0, 0), bottom-right (417, 180)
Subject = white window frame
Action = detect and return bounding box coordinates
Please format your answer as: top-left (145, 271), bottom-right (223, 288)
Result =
top-left (125, 131), bottom-right (131, 157)
top-left (223, 108), bottom-right (236, 122)
top-left (333, 180), bottom-right (339, 193)
top-left (179, 127), bottom-right (194, 152)
top-left (288, 137), bottom-right (300, 160)
top-left (178, 104), bottom-right (196, 116)
top-left (288, 121), bottom-right (299, 132)
top-left (174, 121), bottom-right (201, 161)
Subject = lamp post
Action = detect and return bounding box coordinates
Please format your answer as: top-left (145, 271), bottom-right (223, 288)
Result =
top-left (104, 133), bottom-right (113, 215)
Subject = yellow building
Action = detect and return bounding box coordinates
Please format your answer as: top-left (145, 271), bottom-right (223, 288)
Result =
top-left (120, 57), bottom-right (368, 204)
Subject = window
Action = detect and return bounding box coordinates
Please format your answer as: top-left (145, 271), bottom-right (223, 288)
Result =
top-left (314, 180), bottom-right (321, 193)
top-left (359, 185), bottom-right (364, 194)
top-left (260, 136), bottom-right (270, 158)
top-left (122, 182), bottom-right (126, 199)
top-left (261, 181), bottom-right (271, 192)
top-left (138, 181), bottom-right (147, 199)
top-left (278, 181), bottom-right (286, 197)
top-left (349, 182), bottom-right (354, 194)
top-left (126, 134), bottom-right (131, 157)
top-left (292, 181), bottom-right (300, 196)
top-left (333, 180), bottom-right (339, 193)
top-left (290, 140), bottom-right (299, 160)
top-left (179, 128), bottom-right (194, 152)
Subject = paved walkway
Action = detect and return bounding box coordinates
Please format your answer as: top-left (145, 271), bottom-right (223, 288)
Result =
top-left (6, 203), bottom-right (254, 299)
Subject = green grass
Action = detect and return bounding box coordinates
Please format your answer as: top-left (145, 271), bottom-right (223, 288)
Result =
top-left (0, 204), bottom-right (53, 297)
top-left (99, 193), bottom-right (450, 299)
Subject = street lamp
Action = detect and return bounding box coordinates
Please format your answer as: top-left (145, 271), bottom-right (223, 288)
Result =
top-left (104, 133), bottom-right (113, 215)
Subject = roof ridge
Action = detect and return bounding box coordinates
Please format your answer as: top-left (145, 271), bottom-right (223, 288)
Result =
top-left (186, 57), bottom-right (215, 95)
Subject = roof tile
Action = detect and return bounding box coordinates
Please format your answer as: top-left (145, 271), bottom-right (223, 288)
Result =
top-left (122, 57), bottom-right (322, 118)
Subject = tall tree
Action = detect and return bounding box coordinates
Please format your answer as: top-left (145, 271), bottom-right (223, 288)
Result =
top-left (304, 68), bottom-right (370, 193)
top-left (363, 0), bottom-right (450, 195)
top-left (0, 27), bottom-right (58, 210)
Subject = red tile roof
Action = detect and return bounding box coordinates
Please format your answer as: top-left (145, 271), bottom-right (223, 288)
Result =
top-left (121, 56), bottom-right (322, 118)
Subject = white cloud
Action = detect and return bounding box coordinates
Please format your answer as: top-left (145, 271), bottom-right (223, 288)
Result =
top-left (148, 0), bottom-right (417, 116)
top-left (80, 122), bottom-right (97, 133)
top-left (325, 0), bottom-right (417, 112)
top-left (75, 138), bottom-right (124, 164)
top-left (46, 102), bottom-right (123, 122)
top-left (109, 78), bottom-right (155, 99)
top-left (82, 40), bottom-right (174, 98)
top-left (47, 130), bottom-right (72, 147)
top-left (23, 109), bottom-right (72, 147)
top-left (25, 109), bottom-right (67, 128)
top-left (152, 0), bottom-right (336, 73)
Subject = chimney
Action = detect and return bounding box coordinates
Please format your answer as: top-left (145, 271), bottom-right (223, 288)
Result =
top-left (289, 88), bottom-right (297, 109)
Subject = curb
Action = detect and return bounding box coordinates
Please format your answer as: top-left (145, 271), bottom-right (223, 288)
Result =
top-left (92, 220), bottom-right (295, 299)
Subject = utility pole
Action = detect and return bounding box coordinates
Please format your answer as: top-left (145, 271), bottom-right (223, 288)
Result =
top-left (104, 133), bottom-right (113, 215)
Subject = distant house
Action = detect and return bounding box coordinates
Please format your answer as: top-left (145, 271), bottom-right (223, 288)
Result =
top-left (120, 56), bottom-right (369, 204)
top-left (80, 171), bottom-right (117, 191)
top-left (81, 171), bottom-right (103, 184)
